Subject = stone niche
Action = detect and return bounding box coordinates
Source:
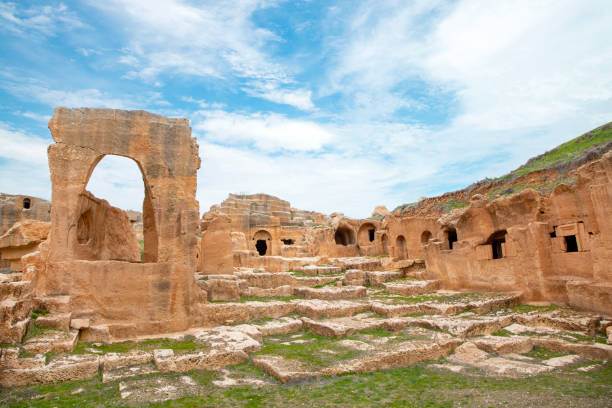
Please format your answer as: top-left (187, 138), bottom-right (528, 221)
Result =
top-left (41, 107), bottom-right (201, 337)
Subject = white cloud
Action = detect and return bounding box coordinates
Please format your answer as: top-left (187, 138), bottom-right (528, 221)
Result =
top-left (244, 81), bottom-right (315, 110)
top-left (0, 122), bottom-right (49, 165)
top-left (14, 111), bottom-right (52, 122)
top-left (89, 0), bottom-right (315, 110)
top-left (194, 110), bottom-right (334, 152)
top-left (0, 1), bottom-right (86, 37)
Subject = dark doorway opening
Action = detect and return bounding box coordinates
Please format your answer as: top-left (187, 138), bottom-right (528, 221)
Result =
top-left (256, 239), bottom-right (268, 255)
top-left (565, 235), bottom-right (578, 252)
top-left (23, 198), bottom-right (31, 209)
top-left (492, 240), bottom-right (503, 259)
top-left (335, 226), bottom-right (355, 246)
top-left (447, 229), bottom-right (458, 250)
top-left (368, 229), bottom-right (375, 242)
top-left (281, 239), bottom-right (295, 245)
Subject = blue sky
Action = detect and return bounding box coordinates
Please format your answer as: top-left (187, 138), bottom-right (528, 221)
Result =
top-left (1, 0), bottom-right (611, 218)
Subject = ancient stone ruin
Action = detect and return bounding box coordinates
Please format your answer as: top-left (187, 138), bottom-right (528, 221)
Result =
top-left (0, 108), bottom-right (611, 398)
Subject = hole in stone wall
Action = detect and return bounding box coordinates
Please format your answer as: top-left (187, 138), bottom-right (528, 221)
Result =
top-left (335, 226), bottom-right (355, 246)
top-left (564, 235), bottom-right (579, 252)
top-left (486, 230), bottom-right (507, 260)
top-left (281, 239), bottom-right (295, 245)
top-left (23, 198), bottom-right (31, 209)
top-left (256, 239), bottom-right (268, 255)
top-left (421, 230), bottom-right (432, 245)
top-left (446, 229), bottom-right (458, 250)
top-left (368, 229), bottom-right (375, 242)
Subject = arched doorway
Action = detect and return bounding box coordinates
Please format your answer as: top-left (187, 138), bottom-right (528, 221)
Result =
top-left (421, 230), bottom-right (432, 246)
top-left (396, 235), bottom-right (407, 259)
top-left (381, 233), bottom-right (389, 255)
top-left (334, 225), bottom-right (355, 246)
top-left (78, 154), bottom-right (154, 262)
top-left (253, 230), bottom-right (272, 256)
top-left (357, 223), bottom-right (376, 246)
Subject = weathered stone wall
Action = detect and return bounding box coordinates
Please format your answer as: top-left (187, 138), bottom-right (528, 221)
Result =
top-left (200, 214), bottom-right (233, 275)
top-left (423, 152), bottom-right (612, 315)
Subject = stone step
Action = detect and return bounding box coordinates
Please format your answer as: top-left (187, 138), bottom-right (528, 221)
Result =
top-left (0, 317), bottom-right (29, 343)
top-left (35, 312), bottom-right (72, 331)
top-left (0, 280), bottom-right (31, 301)
top-left (0, 298), bottom-right (32, 325)
top-left (383, 279), bottom-right (441, 296)
top-left (35, 295), bottom-right (71, 313)
top-left (294, 285), bottom-right (367, 300)
top-left (22, 329), bottom-right (79, 354)
top-left (294, 300), bottom-right (371, 319)
top-left (331, 257), bottom-right (382, 272)
top-left (366, 271), bottom-right (404, 286)
top-left (293, 265), bottom-right (342, 276)
top-left (342, 269), bottom-right (366, 286)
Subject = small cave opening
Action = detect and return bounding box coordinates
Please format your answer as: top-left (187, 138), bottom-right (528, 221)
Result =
top-left (486, 230), bottom-right (507, 260)
top-left (23, 198), bottom-right (31, 209)
top-left (281, 239), bottom-right (295, 245)
top-left (334, 226), bottom-right (355, 246)
top-left (256, 239), bottom-right (268, 256)
top-left (564, 235), bottom-right (579, 252)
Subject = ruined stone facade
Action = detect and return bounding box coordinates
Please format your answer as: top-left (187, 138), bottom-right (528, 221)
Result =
top-left (36, 107), bottom-right (202, 338)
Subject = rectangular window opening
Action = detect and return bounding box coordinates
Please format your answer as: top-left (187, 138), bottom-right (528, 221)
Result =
top-left (564, 235), bottom-right (579, 252)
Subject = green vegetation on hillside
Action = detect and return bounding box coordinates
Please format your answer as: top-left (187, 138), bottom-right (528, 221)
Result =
top-left (394, 122), bottom-right (612, 214)
top-left (493, 122), bottom-right (612, 182)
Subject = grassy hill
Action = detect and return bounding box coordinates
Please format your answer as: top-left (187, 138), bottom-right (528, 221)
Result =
top-left (394, 122), bottom-right (612, 216)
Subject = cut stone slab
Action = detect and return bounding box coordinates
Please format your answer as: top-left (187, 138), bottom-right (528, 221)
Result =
top-left (102, 350), bottom-right (153, 371)
top-left (22, 329), bottom-right (78, 354)
top-left (103, 362), bottom-right (158, 383)
top-left (212, 368), bottom-right (271, 388)
top-left (294, 285), bottom-right (366, 300)
top-left (0, 354), bottom-right (99, 387)
top-left (70, 318), bottom-right (90, 330)
top-left (34, 295), bottom-right (71, 313)
top-left (241, 285), bottom-right (293, 298)
top-left (337, 339), bottom-right (375, 351)
top-left (342, 269), bottom-right (366, 286)
top-left (366, 271), bottom-right (404, 287)
top-left (35, 312), bottom-right (71, 331)
top-left (543, 354), bottom-right (583, 367)
top-left (295, 300), bottom-right (371, 319)
top-left (0, 347), bottom-right (45, 369)
top-left (408, 316), bottom-right (513, 338)
top-left (476, 357), bottom-right (555, 377)
top-left (531, 337), bottom-right (612, 361)
top-left (252, 355), bottom-right (313, 383)
top-left (515, 311), bottom-right (600, 336)
top-left (384, 280), bottom-right (441, 296)
top-left (192, 325), bottom-right (262, 353)
top-left (448, 342), bottom-right (489, 364)
top-left (255, 317), bottom-right (303, 336)
top-left (294, 265), bottom-right (342, 276)
top-left (153, 348), bottom-right (248, 373)
top-left (301, 314), bottom-right (384, 338)
top-left (471, 335), bottom-right (534, 355)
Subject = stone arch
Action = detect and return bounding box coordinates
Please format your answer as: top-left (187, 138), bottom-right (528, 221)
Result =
top-left (334, 225), bottom-right (355, 246)
top-left (357, 222), bottom-right (376, 246)
top-left (421, 230), bottom-right (432, 246)
top-left (77, 154), bottom-right (157, 262)
top-left (253, 229), bottom-right (272, 256)
top-left (381, 233), bottom-right (389, 254)
top-left (396, 235), bottom-right (407, 259)
top-left (47, 107), bottom-right (200, 266)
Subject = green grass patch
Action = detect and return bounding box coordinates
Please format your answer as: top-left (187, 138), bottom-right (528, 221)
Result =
top-left (524, 347), bottom-right (568, 360)
top-left (30, 309), bottom-right (50, 320)
top-left (72, 335), bottom-right (204, 355)
top-left (22, 323), bottom-right (61, 342)
top-left (510, 304), bottom-right (561, 313)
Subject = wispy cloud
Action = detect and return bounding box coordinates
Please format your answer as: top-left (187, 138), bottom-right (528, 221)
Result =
top-left (0, 1), bottom-right (86, 37)
top-left (194, 109), bottom-right (334, 152)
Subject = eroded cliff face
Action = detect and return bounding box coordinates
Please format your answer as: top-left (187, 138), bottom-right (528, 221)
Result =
top-left (0, 194), bottom-right (51, 237)
top-left (419, 152), bottom-right (612, 314)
